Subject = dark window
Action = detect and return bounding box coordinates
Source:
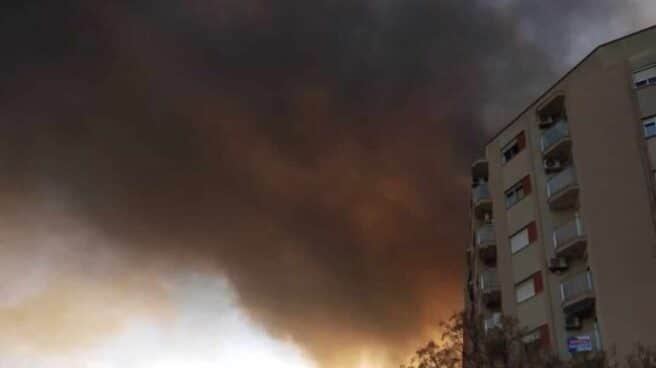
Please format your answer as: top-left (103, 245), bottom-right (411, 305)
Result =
top-left (633, 65), bottom-right (656, 89)
top-left (502, 143), bottom-right (519, 163)
top-left (523, 325), bottom-right (551, 351)
top-left (505, 176), bottom-right (531, 208)
top-left (643, 118), bottom-right (656, 138)
top-left (501, 132), bottom-right (526, 164)
top-left (515, 272), bottom-right (544, 303)
top-left (509, 221), bottom-right (537, 254)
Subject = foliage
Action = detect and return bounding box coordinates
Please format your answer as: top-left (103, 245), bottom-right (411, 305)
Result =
top-left (402, 312), bottom-right (656, 368)
top-left (400, 314), bottom-right (464, 368)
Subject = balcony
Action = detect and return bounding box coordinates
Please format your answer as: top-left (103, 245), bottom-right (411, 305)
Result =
top-left (546, 166), bottom-right (579, 209)
top-left (561, 271), bottom-right (595, 316)
top-left (484, 313), bottom-right (502, 334)
top-left (471, 159), bottom-right (489, 181)
top-left (480, 270), bottom-right (501, 307)
top-left (472, 183), bottom-right (492, 219)
top-left (541, 120), bottom-right (572, 160)
top-left (475, 224), bottom-right (497, 263)
top-left (553, 215), bottom-right (586, 258)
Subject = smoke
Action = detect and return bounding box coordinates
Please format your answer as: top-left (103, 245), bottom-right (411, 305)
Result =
top-left (491, 0), bottom-right (656, 66)
top-left (0, 274), bottom-right (316, 368)
top-left (0, 0), bottom-right (653, 366)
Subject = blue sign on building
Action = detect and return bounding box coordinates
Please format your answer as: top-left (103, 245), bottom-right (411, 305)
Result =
top-left (568, 335), bottom-right (593, 353)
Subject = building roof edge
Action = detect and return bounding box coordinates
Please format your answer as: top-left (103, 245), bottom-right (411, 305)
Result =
top-left (485, 24), bottom-right (656, 146)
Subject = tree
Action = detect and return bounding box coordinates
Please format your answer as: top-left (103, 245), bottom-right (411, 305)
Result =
top-left (400, 313), bottom-right (463, 368)
top-left (402, 312), bottom-right (656, 368)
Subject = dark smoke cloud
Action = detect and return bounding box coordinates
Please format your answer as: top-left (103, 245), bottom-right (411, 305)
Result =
top-left (0, 0), bottom-right (651, 366)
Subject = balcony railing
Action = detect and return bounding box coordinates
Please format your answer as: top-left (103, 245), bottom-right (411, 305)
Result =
top-left (561, 272), bottom-right (594, 303)
top-left (484, 313), bottom-right (502, 333)
top-left (472, 183), bottom-right (491, 204)
top-left (480, 270), bottom-right (499, 291)
top-left (541, 119), bottom-right (569, 153)
top-left (553, 215), bottom-right (585, 249)
top-left (476, 225), bottom-right (495, 247)
top-left (547, 166), bottom-right (578, 199)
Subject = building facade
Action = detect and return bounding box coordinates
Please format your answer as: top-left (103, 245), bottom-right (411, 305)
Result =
top-left (465, 25), bottom-right (656, 360)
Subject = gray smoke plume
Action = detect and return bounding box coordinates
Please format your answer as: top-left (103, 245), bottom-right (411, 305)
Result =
top-left (0, 0), bottom-right (653, 366)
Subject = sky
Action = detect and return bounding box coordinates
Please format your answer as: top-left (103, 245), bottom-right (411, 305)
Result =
top-left (0, 1), bottom-right (655, 367)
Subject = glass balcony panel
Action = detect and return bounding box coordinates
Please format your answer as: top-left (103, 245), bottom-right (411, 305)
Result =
top-left (541, 120), bottom-right (570, 153)
top-left (554, 216), bottom-right (585, 249)
top-left (484, 313), bottom-right (502, 332)
top-left (561, 272), bottom-right (594, 303)
top-left (480, 270), bottom-right (499, 291)
top-left (476, 225), bottom-right (496, 246)
top-left (547, 166), bottom-right (577, 199)
top-left (472, 183), bottom-right (491, 203)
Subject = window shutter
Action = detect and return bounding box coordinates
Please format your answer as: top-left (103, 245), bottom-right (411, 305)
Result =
top-left (516, 279), bottom-right (536, 303)
top-left (522, 176), bottom-right (532, 195)
top-left (539, 325), bottom-right (551, 347)
top-left (517, 131), bottom-right (526, 150)
top-left (533, 272), bottom-right (544, 294)
top-left (527, 222), bottom-right (538, 243)
top-left (510, 228), bottom-right (530, 253)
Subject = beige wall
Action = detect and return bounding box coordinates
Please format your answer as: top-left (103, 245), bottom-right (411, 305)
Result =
top-left (565, 57), bottom-right (656, 355)
top-left (516, 293), bottom-right (549, 332)
top-left (487, 113), bottom-right (553, 333)
top-left (473, 27), bottom-right (656, 360)
top-left (646, 138), bottom-right (656, 169)
top-left (637, 86), bottom-right (656, 117)
top-left (511, 244), bottom-right (540, 283)
top-left (502, 146), bottom-right (531, 186)
top-left (487, 135), bottom-right (517, 317)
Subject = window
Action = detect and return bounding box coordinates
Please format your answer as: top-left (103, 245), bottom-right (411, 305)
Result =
top-left (516, 279), bottom-right (535, 303)
top-left (505, 176), bottom-right (532, 208)
top-left (643, 117), bottom-right (656, 139)
top-left (510, 222), bottom-right (537, 254)
top-left (523, 325), bottom-right (550, 350)
top-left (523, 329), bottom-right (541, 344)
top-left (502, 139), bottom-right (519, 163)
top-left (501, 131), bottom-right (526, 164)
top-left (633, 65), bottom-right (656, 88)
top-left (515, 272), bottom-right (543, 303)
top-left (510, 229), bottom-right (529, 253)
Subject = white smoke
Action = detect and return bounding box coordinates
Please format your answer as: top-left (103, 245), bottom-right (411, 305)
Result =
top-left (0, 273), bottom-right (316, 368)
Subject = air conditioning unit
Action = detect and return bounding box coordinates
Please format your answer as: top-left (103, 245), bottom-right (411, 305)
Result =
top-left (544, 159), bottom-right (563, 173)
top-left (548, 257), bottom-right (568, 272)
top-left (565, 315), bottom-right (582, 330)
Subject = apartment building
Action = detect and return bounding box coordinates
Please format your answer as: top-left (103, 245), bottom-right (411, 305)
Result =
top-left (465, 25), bottom-right (656, 360)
